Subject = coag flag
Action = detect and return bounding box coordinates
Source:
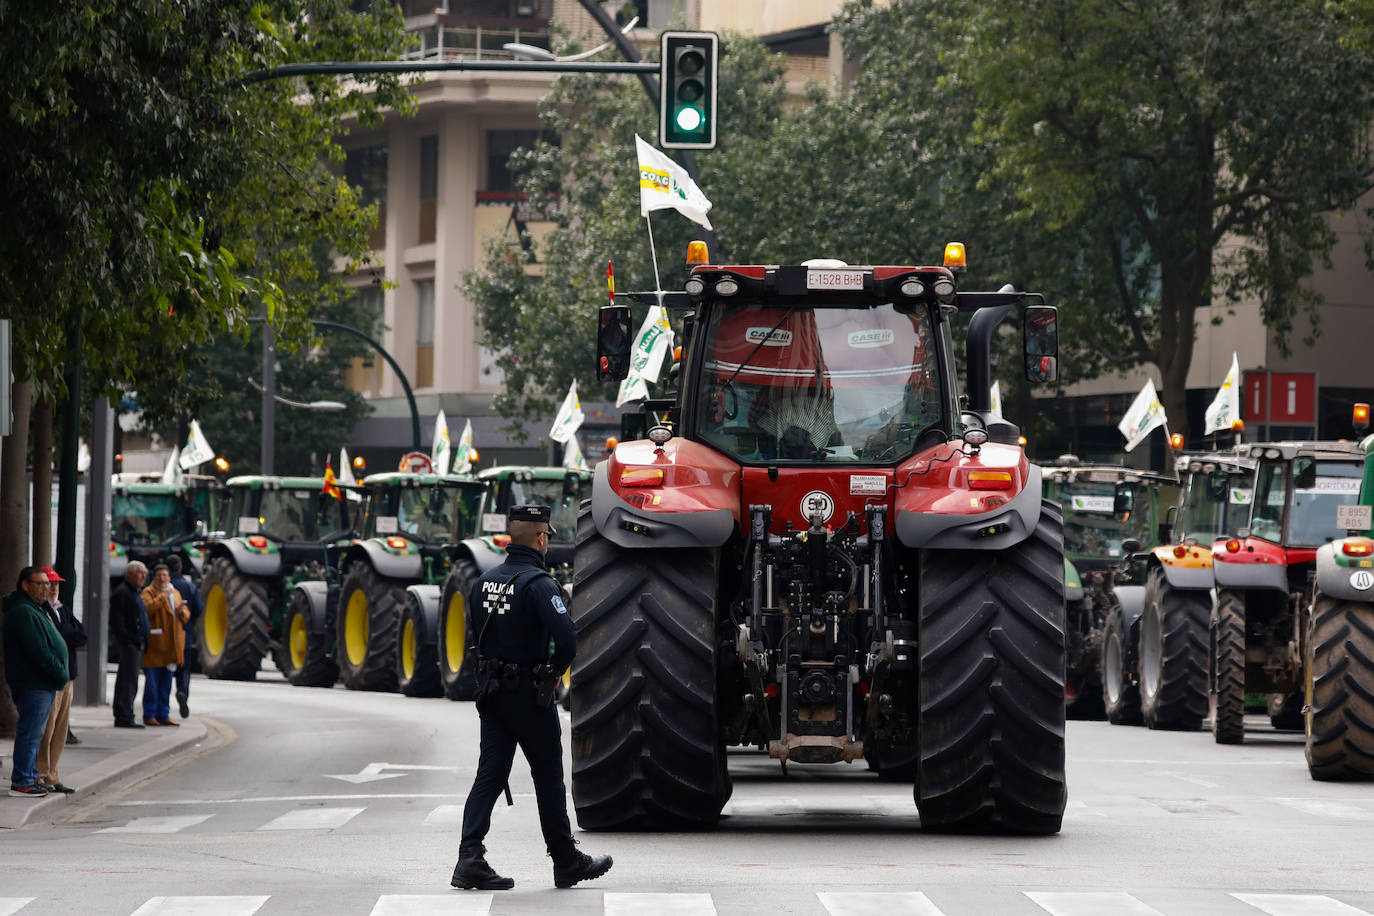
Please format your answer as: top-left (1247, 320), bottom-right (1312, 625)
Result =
top-left (323, 459), bottom-right (342, 501)
top-left (455, 419), bottom-right (475, 474)
top-left (1204, 352), bottom-right (1241, 434)
top-left (339, 448), bottom-right (356, 486)
top-left (180, 420), bottom-right (215, 469)
top-left (431, 410), bottom-right (452, 476)
top-left (616, 306), bottom-right (674, 407)
top-left (635, 134), bottom-right (713, 230)
top-left (550, 383), bottom-right (584, 444)
top-left (161, 447), bottom-right (183, 486)
top-left (1119, 379), bottom-right (1168, 453)
top-left (563, 435), bottom-right (588, 471)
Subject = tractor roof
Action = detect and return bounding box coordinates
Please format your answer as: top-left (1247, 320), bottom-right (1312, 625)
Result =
top-left (224, 475), bottom-right (360, 492)
top-left (360, 471), bottom-right (481, 489)
top-left (477, 466), bottom-right (592, 482)
top-left (1044, 464), bottom-right (1175, 485)
top-left (1242, 441), bottom-right (1366, 462)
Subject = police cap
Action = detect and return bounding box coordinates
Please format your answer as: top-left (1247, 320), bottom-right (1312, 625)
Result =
top-left (509, 503), bottom-right (557, 534)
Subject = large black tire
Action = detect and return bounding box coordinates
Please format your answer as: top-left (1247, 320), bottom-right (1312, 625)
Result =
top-left (438, 558), bottom-right (481, 701)
top-left (1268, 692), bottom-right (1305, 731)
top-left (1306, 593), bottom-right (1374, 780)
top-left (279, 589), bottom-right (338, 687)
top-left (1138, 567), bottom-right (1208, 730)
top-left (396, 591), bottom-right (442, 698)
top-left (570, 505), bottom-right (727, 830)
top-left (197, 556), bottom-right (269, 680)
top-left (1210, 589), bottom-right (1246, 744)
top-left (915, 499), bottom-right (1067, 835)
top-left (336, 563), bottom-right (402, 692)
top-left (1065, 597), bottom-right (1106, 720)
top-left (1102, 606), bottom-right (1142, 725)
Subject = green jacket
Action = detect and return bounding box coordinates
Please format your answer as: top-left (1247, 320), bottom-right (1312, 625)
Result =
top-left (2, 589), bottom-right (69, 691)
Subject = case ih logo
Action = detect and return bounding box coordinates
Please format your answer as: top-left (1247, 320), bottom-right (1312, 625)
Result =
top-left (847, 329), bottom-right (895, 349)
top-left (800, 490), bottom-right (835, 523)
top-left (745, 327), bottom-right (793, 346)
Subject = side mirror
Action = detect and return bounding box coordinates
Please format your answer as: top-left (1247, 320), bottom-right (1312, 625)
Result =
top-left (596, 306), bottom-right (633, 381)
top-left (1121, 537), bottom-right (1142, 555)
top-left (620, 411), bottom-right (648, 443)
top-left (1113, 482), bottom-right (1135, 517)
top-left (195, 520), bottom-right (207, 537)
top-left (1023, 305), bottom-right (1058, 382)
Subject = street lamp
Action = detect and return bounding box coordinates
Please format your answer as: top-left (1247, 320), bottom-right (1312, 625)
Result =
top-left (245, 377), bottom-right (347, 411)
top-left (503, 17), bottom-right (637, 63)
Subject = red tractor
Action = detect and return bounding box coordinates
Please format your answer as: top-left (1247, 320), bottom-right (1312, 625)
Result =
top-left (572, 245), bottom-right (1067, 834)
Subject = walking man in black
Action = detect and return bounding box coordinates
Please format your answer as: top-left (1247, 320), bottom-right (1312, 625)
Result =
top-left (110, 561), bottom-right (150, 728)
top-left (451, 504), bottom-right (611, 891)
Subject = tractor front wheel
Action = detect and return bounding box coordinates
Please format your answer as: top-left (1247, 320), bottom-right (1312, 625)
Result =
top-left (197, 557), bottom-right (269, 680)
top-left (1210, 589), bottom-right (1246, 744)
top-left (1306, 593), bottom-right (1374, 780)
top-left (438, 558), bottom-right (481, 701)
top-left (280, 589), bottom-right (338, 687)
top-left (336, 563), bottom-right (403, 691)
top-left (397, 591), bottom-right (441, 698)
top-left (1102, 607), bottom-right (1141, 725)
top-left (1138, 567), bottom-right (1208, 730)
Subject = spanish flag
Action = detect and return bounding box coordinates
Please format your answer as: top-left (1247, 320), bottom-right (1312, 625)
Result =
top-left (323, 459), bottom-right (342, 501)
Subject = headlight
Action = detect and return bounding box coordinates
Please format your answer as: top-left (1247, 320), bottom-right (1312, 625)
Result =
top-left (715, 278), bottom-right (740, 297)
top-left (932, 278), bottom-right (955, 297)
top-left (684, 277), bottom-right (705, 296)
top-left (900, 278), bottom-right (925, 297)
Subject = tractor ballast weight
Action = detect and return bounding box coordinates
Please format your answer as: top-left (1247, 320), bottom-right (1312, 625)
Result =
top-left (574, 253), bottom-right (1067, 835)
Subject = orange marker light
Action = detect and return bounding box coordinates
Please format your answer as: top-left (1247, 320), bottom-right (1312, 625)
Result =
top-left (943, 242), bottom-right (967, 270)
top-left (215, 456), bottom-right (230, 472)
top-left (605, 437), bottom-right (619, 450)
top-left (1354, 402), bottom-right (1370, 431)
top-left (1225, 538), bottom-right (1241, 553)
top-left (1169, 433), bottom-right (1184, 450)
top-left (620, 468), bottom-right (665, 487)
top-left (492, 534), bottom-right (512, 548)
top-left (385, 536), bottom-right (409, 550)
top-left (968, 470), bottom-right (1013, 490)
top-left (352, 455), bottom-right (366, 470)
top-left (686, 241), bottom-right (709, 265)
top-left (1343, 538), bottom-right (1374, 557)
top-left (1231, 419), bottom-right (1245, 432)
top-left (1173, 545), bottom-right (1187, 558)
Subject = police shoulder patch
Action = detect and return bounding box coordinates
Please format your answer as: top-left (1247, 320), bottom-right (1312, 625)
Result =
top-left (551, 595), bottom-right (568, 615)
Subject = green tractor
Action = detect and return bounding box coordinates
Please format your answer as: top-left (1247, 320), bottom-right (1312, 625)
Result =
top-left (1043, 462), bottom-right (1177, 718)
top-left (332, 472), bottom-right (484, 694)
top-left (109, 474), bottom-right (223, 588)
top-left (198, 477), bottom-right (361, 681)
top-left (435, 466), bottom-right (590, 701)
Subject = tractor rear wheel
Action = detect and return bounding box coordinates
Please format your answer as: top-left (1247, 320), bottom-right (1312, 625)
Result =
top-left (336, 563), bottom-right (402, 691)
top-left (197, 556), bottom-right (269, 680)
top-left (915, 499), bottom-right (1067, 835)
top-left (570, 505), bottom-right (726, 830)
top-left (280, 589), bottom-right (338, 687)
top-left (1306, 593), bottom-right (1374, 780)
top-left (1210, 589), bottom-right (1246, 744)
top-left (397, 591), bottom-right (441, 698)
top-left (438, 558), bottom-right (481, 701)
top-left (1102, 606), bottom-right (1141, 725)
top-left (1138, 567), bottom-right (1208, 730)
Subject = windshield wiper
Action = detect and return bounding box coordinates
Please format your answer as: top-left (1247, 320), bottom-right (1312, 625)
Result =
top-left (720, 308), bottom-right (795, 392)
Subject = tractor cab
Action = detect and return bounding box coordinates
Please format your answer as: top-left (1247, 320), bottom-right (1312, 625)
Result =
top-left (109, 475), bottom-right (223, 583)
top-left (474, 466), bottom-right (590, 578)
top-left (358, 472), bottom-right (483, 567)
top-left (219, 476), bottom-right (363, 567)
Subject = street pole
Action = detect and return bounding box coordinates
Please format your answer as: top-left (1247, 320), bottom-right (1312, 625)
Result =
top-left (56, 319), bottom-right (81, 607)
top-left (261, 319), bottom-right (275, 476)
top-left (80, 396), bottom-right (113, 707)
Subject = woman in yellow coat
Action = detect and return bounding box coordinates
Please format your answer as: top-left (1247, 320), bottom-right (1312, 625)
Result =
top-left (140, 564), bottom-right (189, 726)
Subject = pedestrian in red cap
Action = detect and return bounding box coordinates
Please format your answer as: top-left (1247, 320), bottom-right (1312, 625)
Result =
top-left (37, 566), bottom-right (86, 794)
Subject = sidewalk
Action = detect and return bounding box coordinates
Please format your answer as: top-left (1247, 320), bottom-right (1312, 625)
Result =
top-left (0, 679), bottom-right (207, 830)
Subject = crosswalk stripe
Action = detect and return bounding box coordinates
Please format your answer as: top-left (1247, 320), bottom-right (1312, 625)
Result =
top-left (257, 806), bottom-right (365, 831)
top-left (1233, 894), bottom-right (1374, 916)
top-left (604, 893), bottom-right (716, 915)
top-left (128, 897), bottom-right (269, 916)
top-left (421, 804), bottom-right (465, 827)
top-left (97, 815), bottom-right (214, 834)
top-left (1026, 892), bottom-right (1167, 916)
top-left (817, 891), bottom-right (946, 915)
top-left (0, 899), bottom-right (33, 916)
top-left (1272, 798), bottom-right (1374, 821)
top-left (368, 895), bottom-right (493, 915)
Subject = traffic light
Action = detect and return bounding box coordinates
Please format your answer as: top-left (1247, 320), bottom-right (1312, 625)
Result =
top-left (659, 31), bottom-right (718, 150)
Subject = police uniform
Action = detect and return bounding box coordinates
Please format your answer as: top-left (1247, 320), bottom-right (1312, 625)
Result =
top-left (452, 504), bottom-right (611, 891)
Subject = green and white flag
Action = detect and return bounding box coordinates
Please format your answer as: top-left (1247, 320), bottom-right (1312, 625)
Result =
top-left (1204, 352), bottom-right (1241, 434)
top-left (1118, 379), bottom-right (1167, 453)
top-left (563, 435), bottom-right (588, 471)
top-left (550, 382), bottom-right (584, 444)
top-left (616, 306), bottom-right (674, 407)
top-left (636, 134), bottom-right (713, 230)
top-left (431, 409), bottom-right (452, 476)
top-left (161, 446), bottom-right (184, 486)
top-left (990, 380), bottom-right (1003, 419)
top-left (339, 448), bottom-right (356, 486)
top-left (180, 419), bottom-right (215, 469)
top-left (455, 419), bottom-right (474, 474)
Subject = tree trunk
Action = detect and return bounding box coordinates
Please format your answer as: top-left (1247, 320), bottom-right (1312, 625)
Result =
top-left (0, 377), bottom-right (33, 738)
top-left (31, 395), bottom-right (52, 567)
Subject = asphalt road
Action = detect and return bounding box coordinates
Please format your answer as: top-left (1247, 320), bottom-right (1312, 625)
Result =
top-left (2, 670), bottom-right (1372, 916)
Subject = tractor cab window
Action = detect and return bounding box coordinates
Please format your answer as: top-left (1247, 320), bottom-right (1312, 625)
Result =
top-left (1056, 479), bottom-right (1153, 559)
top-left (397, 486), bottom-right (462, 543)
top-left (1288, 459), bottom-right (1362, 546)
top-left (1178, 471), bottom-right (1232, 541)
top-left (506, 478), bottom-right (580, 545)
top-left (697, 302), bottom-right (941, 463)
top-left (111, 493), bottom-right (188, 545)
top-left (258, 490), bottom-right (323, 541)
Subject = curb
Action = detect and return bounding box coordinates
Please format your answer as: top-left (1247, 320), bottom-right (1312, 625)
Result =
top-left (0, 716), bottom-right (208, 830)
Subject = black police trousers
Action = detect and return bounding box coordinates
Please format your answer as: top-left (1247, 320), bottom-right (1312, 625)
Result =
top-left (459, 687), bottom-right (575, 859)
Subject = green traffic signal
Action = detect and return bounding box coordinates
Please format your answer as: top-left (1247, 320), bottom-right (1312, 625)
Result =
top-left (660, 31), bottom-right (717, 150)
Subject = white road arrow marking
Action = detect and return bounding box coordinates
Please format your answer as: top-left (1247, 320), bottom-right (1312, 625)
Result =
top-left (325, 762), bottom-right (460, 784)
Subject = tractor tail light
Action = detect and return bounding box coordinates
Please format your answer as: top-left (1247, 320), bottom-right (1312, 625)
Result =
top-left (247, 535), bottom-right (269, 549)
top-left (493, 534), bottom-right (512, 548)
top-left (620, 468), bottom-right (665, 487)
top-left (109, 541), bottom-right (117, 553)
top-left (1173, 545), bottom-right (1187, 558)
top-left (1226, 539), bottom-right (1241, 553)
top-left (385, 536), bottom-right (408, 550)
top-left (967, 471), bottom-right (1013, 490)
top-left (1343, 538), bottom-right (1374, 557)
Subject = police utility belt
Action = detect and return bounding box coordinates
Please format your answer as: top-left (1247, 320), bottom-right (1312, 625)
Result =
top-left (476, 568), bottom-right (561, 708)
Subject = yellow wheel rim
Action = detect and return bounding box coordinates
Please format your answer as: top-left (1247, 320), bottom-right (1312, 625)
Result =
top-left (562, 667), bottom-right (571, 690)
top-left (204, 585), bottom-right (228, 657)
top-left (345, 590), bottom-right (369, 666)
top-left (402, 618), bottom-right (416, 678)
top-left (445, 592), bottom-right (466, 673)
top-left (289, 613), bottom-right (308, 670)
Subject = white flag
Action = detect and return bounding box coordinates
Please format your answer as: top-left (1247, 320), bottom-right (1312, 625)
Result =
top-left (431, 409), bottom-right (452, 475)
top-left (563, 435), bottom-right (588, 471)
top-left (339, 448), bottom-right (356, 486)
top-left (180, 419), bottom-right (215, 469)
top-left (635, 134), bottom-right (713, 230)
top-left (77, 440), bottom-right (91, 473)
top-left (1118, 379), bottom-right (1168, 453)
top-left (455, 419), bottom-right (474, 474)
top-left (1204, 352), bottom-right (1241, 434)
top-left (616, 306), bottom-right (674, 407)
top-left (161, 446), bottom-right (183, 486)
top-left (990, 381), bottom-right (1004, 419)
top-left (550, 382), bottom-right (585, 444)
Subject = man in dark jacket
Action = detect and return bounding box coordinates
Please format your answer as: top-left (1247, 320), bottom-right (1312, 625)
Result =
top-left (36, 566), bottom-right (86, 793)
top-left (109, 561), bottom-right (150, 728)
top-left (166, 556), bottom-right (202, 718)
top-left (451, 505), bottom-right (611, 891)
top-left (3, 567), bottom-right (68, 796)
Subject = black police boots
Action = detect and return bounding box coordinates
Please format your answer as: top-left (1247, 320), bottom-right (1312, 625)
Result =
top-left (451, 846), bottom-right (515, 891)
top-left (552, 847), bottom-right (614, 888)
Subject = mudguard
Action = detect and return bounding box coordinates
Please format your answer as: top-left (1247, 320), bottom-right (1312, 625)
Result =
top-left (209, 539), bottom-right (283, 578)
top-left (1149, 546), bottom-right (1214, 591)
top-left (293, 580), bottom-right (332, 634)
top-left (1313, 542), bottom-right (1374, 602)
top-left (347, 539), bottom-right (423, 580)
top-left (895, 463), bottom-right (1042, 551)
top-left (459, 537), bottom-right (507, 575)
top-left (405, 584), bottom-right (441, 645)
top-left (1114, 584), bottom-right (1146, 628)
top-left (591, 459), bottom-right (735, 550)
top-left (1212, 555), bottom-right (1287, 591)
top-left (1065, 558), bottom-right (1085, 603)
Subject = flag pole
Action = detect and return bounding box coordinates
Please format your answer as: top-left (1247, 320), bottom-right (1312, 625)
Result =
top-left (644, 213), bottom-right (663, 306)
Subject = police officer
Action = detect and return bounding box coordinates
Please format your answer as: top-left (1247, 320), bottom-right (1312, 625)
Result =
top-left (451, 504), bottom-right (612, 891)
